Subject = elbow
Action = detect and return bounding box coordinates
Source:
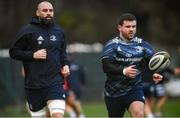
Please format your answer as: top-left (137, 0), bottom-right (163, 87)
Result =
top-left (102, 62), bottom-right (109, 73)
top-left (102, 59), bottom-right (109, 73)
top-left (9, 48), bottom-right (15, 59)
top-left (9, 48), bottom-right (20, 60)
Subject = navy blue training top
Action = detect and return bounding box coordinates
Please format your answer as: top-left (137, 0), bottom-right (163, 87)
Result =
top-left (101, 36), bottom-right (154, 97)
top-left (9, 17), bottom-right (69, 89)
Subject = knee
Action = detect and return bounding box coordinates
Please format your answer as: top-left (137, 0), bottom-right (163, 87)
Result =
top-left (28, 108), bottom-right (46, 117)
top-left (129, 101), bottom-right (145, 118)
top-left (132, 110), bottom-right (144, 118)
top-left (51, 112), bottom-right (64, 118)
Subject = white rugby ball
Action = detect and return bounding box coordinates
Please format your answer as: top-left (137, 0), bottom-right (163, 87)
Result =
top-left (149, 51), bottom-right (170, 72)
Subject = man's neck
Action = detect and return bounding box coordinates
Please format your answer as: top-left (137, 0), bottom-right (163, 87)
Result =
top-left (119, 33), bottom-right (132, 42)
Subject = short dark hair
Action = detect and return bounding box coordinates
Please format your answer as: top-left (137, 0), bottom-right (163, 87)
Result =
top-left (118, 13), bottom-right (137, 25)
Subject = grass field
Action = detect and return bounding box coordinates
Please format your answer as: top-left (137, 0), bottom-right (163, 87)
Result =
top-left (0, 99), bottom-right (180, 117)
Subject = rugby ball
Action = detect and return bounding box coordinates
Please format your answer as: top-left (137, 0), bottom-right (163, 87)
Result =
top-left (149, 51), bottom-right (170, 72)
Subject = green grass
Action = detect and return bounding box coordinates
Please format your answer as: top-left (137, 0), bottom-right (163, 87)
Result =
top-left (0, 99), bottom-right (180, 117)
top-left (0, 104), bottom-right (29, 117)
top-left (161, 99), bottom-right (180, 117)
top-left (82, 102), bottom-right (108, 117)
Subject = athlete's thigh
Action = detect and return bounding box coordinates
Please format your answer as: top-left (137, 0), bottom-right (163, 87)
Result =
top-left (46, 84), bottom-right (66, 116)
top-left (66, 91), bottom-right (76, 106)
top-left (128, 101), bottom-right (144, 117)
top-left (126, 86), bottom-right (145, 108)
top-left (126, 87), bottom-right (145, 117)
top-left (104, 95), bottom-right (126, 117)
top-left (47, 99), bottom-right (65, 116)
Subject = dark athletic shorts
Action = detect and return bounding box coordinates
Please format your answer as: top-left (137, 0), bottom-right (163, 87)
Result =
top-left (25, 84), bottom-right (65, 112)
top-left (104, 86), bottom-right (145, 117)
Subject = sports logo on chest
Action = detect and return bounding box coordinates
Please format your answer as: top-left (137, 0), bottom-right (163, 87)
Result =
top-left (134, 46), bottom-right (143, 53)
top-left (36, 35), bottom-right (57, 45)
top-left (37, 35), bottom-right (44, 45)
top-left (50, 35), bottom-right (57, 41)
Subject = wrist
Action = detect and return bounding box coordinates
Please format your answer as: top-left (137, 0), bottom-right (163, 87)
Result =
top-left (33, 52), bottom-right (36, 59)
top-left (123, 68), bottom-right (127, 75)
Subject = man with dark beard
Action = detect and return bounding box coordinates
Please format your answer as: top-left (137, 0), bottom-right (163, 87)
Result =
top-left (101, 13), bottom-right (163, 118)
top-left (9, 1), bottom-right (70, 118)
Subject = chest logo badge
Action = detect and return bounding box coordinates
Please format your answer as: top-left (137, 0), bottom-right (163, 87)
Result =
top-left (50, 35), bottom-right (57, 41)
top-left (37, 36), bottom-right (44, 45)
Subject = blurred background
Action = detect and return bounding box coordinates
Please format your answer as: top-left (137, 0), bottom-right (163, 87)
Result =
top-left (0, 0), bottom-right (180, 117)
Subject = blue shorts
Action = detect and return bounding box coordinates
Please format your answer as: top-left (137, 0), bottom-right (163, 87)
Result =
top-left (25, 84), bottom-right (65, 112)
top-left (154, 84), bottom-right (167, 97)
top-left (104, 86), bottom-right (145, 117)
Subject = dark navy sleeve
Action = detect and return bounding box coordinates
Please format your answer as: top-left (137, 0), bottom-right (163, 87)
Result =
top-left (9, 27), bottom-right (34, 61)
top-left (60, 33), bottom-right (69, 66)
top-left (101, 40), bottom-right (124, 75)
top-left (102, 59), bottom-right (124, 75)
